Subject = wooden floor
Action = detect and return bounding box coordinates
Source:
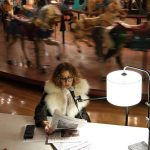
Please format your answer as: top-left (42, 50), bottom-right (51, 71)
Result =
top-left (0, 18), bottom-right (150, 128)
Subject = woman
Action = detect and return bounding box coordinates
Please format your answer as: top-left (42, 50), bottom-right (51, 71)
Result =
top-left (34, 62), bottom-right (91, 134)
top-left (1, 0), bottom-right (13, 30)
top-left (22, 0), bottom-right (36, 18)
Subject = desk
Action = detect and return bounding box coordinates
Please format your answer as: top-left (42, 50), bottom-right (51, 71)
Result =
top-left (0, 113), bottom-right (148, 150)
top-left (0, 113), bottom-right (51, 150)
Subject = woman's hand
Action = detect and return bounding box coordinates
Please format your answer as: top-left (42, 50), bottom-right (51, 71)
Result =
top-left (42, 121), bottom-right (54, 135)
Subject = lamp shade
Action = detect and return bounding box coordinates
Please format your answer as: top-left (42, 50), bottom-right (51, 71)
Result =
top-left (107, 70), bottom-right (142, 107)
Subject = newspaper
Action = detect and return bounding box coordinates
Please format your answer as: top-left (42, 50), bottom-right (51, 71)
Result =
top-left (51, 140), bottom-right (91, 150)
top-left (46, 110), bottom-right (87, 144)
top-left (49, 110), bottom-right (87, 131)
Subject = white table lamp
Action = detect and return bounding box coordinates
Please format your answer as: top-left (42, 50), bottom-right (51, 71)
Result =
top-left (107, 70), bottom-right (142, 107)
top-left (106, 66), bottom-right (150, 150)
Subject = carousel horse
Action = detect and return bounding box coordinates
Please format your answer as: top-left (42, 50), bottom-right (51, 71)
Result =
top-left (102, 19), bottom-right (150, 68)
top-left (71, 0), bottom-right (127, 55)
top-left (5, 4), bottom-right (62, 70)
top-left (77, 19), bottom-right (150, 79)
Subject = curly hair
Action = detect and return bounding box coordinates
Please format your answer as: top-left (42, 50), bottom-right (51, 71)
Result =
top-left (51, 62), bottom-right (81, 87)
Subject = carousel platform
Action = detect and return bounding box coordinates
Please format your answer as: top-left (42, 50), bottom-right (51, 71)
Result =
top-left (0, 21), bottom-right (150, 98)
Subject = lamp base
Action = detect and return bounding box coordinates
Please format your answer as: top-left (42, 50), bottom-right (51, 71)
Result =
top-left (128, 141), bottom-right (148, 150)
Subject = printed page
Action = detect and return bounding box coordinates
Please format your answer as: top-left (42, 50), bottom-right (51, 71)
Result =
top-left (52, 140), bottom-right (91, 150)
top-left (50, 110), bottom-right (87, 130)
top-left (46, 110), bottom-right (87, 144)
top-left (46, 130), bottom-right (82, 143)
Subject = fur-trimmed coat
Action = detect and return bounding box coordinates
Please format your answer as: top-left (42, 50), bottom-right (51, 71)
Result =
top-left (34, 78), bottom-right (91, 127)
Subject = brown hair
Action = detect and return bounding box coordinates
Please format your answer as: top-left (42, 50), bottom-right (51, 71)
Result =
top-left (51, 62), bottom-right (80, 87)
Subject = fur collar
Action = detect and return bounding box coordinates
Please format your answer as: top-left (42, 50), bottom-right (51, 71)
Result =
top-left (44, 78), bottom-right (90, 117)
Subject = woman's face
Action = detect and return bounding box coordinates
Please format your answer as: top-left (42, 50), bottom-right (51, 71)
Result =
top-left (60, 70), bottom-right (73, 89)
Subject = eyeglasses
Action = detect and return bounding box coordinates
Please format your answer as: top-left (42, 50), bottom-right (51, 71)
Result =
top-left (60, 77), bottom-right (73, 82)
